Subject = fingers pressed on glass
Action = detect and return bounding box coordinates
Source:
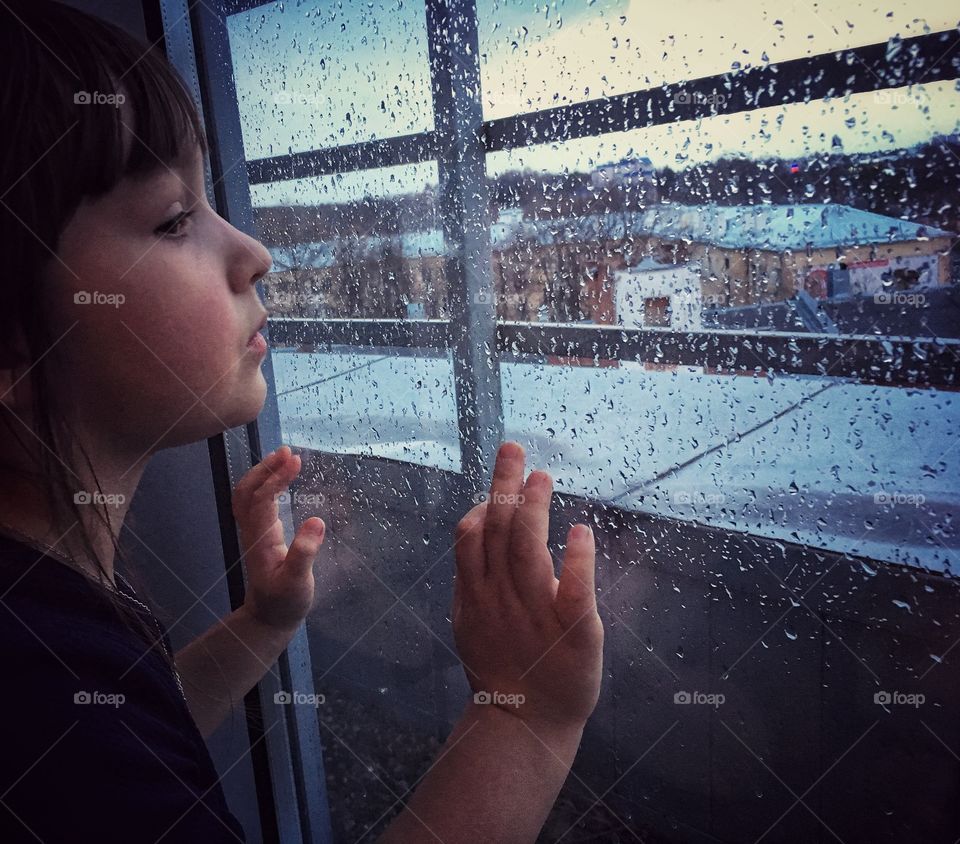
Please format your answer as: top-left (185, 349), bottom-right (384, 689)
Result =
top-left (454, 502), bottom-right (487, 598)
top-left (483, 441), bottom-right (526, 583)
top-left (556, 523), bottom-right (598, 628)
top-left (508, 470), bottom-right (557, 609)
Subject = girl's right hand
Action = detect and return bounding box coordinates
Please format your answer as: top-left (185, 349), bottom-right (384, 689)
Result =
top-left (451, 441), bottom-right (604, 729)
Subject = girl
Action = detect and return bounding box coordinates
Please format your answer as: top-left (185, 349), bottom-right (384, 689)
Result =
top-left (0, 2), bottom-right (604, 841)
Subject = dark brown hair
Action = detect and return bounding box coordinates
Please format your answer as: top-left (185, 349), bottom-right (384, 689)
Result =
top-left (0, 1), bottom-right (209, 666)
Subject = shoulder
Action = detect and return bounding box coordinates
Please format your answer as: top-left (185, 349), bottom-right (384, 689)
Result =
top-left (0, 539), bottom-right (246, 842)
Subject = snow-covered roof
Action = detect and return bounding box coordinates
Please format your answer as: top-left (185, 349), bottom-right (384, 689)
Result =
top-left (267, 204), bottom-right (952, 270)
top-left (634, 203), bottom-right (953, 250)
top-left (622, 256), bottom-right (685, 273)
top-left (274, 350), bottom-right (960, 574)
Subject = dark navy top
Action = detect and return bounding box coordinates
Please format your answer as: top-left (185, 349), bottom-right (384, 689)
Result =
top-left (0, 533), bottom-right (247, 842)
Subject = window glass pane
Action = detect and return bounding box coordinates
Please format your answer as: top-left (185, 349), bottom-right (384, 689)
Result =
top-left (285, 449), bottom-right (466, 839)
top-left (227, 1), bottom-right (434, 158)
top-left (249, 160), bottom-right (456, 466)
top-left (274, 348), bottom-right (460, 472)
top-left (254, 164), bottom-right (461, 836)
top-left (477, 0), bottom-right (956, 120)
top-left (487, 80), bottom-right (960, 566)
top-left (480, 31), bottom-right (959, 842)
top-left (217, 0), bottom-right (960, 839)
top-left (251, 162), bottom-right (447, 320)
top-left (502, 363), bottom-right (957, 571)
top-left (487, 81), bottom-right (960, 330)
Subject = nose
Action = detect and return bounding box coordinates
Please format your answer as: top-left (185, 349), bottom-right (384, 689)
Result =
top-left (227, 223), bottom-right (273, 293)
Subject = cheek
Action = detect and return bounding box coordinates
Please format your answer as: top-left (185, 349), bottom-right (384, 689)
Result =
top-left (132, 290), bottom-right (243, 389)
top-left (68, 274), bottom-right (242, 397)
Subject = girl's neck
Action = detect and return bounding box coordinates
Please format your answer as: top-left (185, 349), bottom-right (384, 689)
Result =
top-left (0, 410), bottom-right (150, 586)
top-left (0, 472), bottom-right (124, 585)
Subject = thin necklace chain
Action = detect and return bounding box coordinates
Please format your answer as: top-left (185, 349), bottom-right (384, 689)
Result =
top-left (0, 518), bottom-right (143, 608)
top-left (0, 517), bottom-right (188, 698)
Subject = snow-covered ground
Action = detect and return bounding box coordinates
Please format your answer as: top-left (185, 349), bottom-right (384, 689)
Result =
top-left (273, 349), bottom-right (959, 573)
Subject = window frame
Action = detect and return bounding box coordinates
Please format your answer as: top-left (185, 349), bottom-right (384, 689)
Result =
top-left (165, 2), bottom-right (960, 840)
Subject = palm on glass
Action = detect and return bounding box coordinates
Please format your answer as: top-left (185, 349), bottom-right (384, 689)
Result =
top-left (231, 445), bottom-right (326, 634)
top-left (453, 441), bottom-right (604, 727)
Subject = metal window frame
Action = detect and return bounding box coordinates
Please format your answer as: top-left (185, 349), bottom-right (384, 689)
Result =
top-left (266, 318), bottom-right (960, 389)
top-left (158, 2), bottom-right (333, 842)
top-left (424, 0), bottom-right (503, 486)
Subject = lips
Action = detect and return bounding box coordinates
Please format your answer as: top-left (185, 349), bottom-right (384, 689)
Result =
top-left (248, 313), bottom-right (268, 343)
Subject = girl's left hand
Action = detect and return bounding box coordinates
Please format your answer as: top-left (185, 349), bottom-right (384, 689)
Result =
top-left (231, 445), bottom-right (325, 634)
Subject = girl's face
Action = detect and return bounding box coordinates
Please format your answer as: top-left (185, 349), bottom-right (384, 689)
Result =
top-left (41, 139), bottom-right (273, 457)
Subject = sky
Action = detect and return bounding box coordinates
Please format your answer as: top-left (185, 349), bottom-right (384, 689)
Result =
top-left (228, 0), bottom-right (960, 206)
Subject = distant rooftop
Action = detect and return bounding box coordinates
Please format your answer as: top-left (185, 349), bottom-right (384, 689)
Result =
top-left (622, 256), bottom-right (685, 273)
top-left (269, 203), bottom-right (954, 269)
top-left (637, 203), bottom-right (953, 251)
top-left (494, 203), bottom-right (953, 252)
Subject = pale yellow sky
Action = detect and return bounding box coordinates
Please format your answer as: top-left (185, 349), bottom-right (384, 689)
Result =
top-left (486, 80), bottom-right (960, 176)
top-left (237, 0), bottom-right (960, 204)
top-left (482, 0), bottom-right (958, 118)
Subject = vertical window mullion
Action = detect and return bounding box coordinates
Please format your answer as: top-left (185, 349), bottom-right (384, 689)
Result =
top-left (425, 0), bottom-right (503, 488)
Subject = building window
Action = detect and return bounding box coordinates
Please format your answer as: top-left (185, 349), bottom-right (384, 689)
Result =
top-left (643, 296), bottom-right (672, 327)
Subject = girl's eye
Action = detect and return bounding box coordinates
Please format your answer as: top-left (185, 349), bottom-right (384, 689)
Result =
top-left (155, 209), bottom-right (195, 238)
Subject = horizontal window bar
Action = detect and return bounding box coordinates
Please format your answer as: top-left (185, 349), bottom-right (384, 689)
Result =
top-left (499, 322), bottom-right (959, 388)
top-left (241, 29), bottom-right (957, 180)
top-left (219, 0), bottom-right (279, 15)
top-left (246, 131), bottom-right (439, 185)
top-left (268, 317), bottom-right (451, 350)
top-left (267, 318), bottom-right (960, 387)
top-left (484, 29), bottom-right (960, 151)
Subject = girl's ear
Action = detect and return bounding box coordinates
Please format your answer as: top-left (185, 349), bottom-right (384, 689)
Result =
top-left (0, 326), bottom-right (33, 414)
top-left (0, 317), bottom-right (30, 366)
top-left (0, 365), bottom-right (33, 416)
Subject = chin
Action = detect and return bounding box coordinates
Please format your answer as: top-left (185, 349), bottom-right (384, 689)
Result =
top-left (231, 372), bottom-right (269, 427)
top-left (152, 374), bottom-right (269, 451)
top-left (191, 376), bottom-right (268, 441)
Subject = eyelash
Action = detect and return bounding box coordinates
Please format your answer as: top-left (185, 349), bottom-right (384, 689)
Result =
top-left (156, 209), bottom-right (195, 238)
